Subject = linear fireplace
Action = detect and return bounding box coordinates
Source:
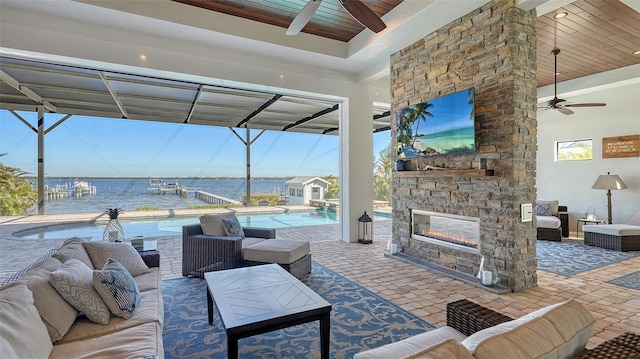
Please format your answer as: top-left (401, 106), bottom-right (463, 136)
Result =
top-left (411, 210), bottom-right (479, 253)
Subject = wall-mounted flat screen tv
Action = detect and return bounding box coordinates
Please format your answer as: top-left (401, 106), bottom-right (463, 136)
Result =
top-left (396, 88), bottom-right (475, 158)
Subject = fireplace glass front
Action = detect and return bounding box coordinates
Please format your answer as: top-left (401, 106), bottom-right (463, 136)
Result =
top-left (411, 210), bottom-right (479, 249)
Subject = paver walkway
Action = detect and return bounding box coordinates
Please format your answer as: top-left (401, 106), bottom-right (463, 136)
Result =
top-left (1, 215), bottom-right (638, 350)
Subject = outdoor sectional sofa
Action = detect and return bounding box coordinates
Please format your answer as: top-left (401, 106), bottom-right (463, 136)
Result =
top-left (0, 237), bottom-right (163, 359)
top-left (355, 299), bottom-right (636, 359)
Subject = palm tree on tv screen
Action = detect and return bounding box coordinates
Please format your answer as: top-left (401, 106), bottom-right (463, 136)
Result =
top-left (410, 101), bottom-right (434, 138)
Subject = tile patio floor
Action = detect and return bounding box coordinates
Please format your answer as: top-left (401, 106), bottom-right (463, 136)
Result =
top-left (1, 214), bottom-right (638, 350)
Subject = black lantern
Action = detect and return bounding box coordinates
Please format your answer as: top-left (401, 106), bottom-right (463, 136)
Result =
top-left (358, 211), bottom-right (373, 244)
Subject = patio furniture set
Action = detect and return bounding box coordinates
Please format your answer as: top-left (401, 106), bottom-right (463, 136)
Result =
top-left (181, 213), bottom-right (311, 279)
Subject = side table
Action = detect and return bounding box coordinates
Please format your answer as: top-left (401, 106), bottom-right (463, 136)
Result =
top-left (138, 250), bottom-right (160, 268)
top-left (577, 218), bottom-right (605, 238)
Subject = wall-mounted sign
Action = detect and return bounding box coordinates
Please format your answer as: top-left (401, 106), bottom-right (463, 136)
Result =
top-left (602, 135), bottom-right (639, 158)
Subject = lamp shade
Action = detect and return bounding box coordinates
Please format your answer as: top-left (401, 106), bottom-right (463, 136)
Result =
top-left (592, 173), bottom-right (627, 190)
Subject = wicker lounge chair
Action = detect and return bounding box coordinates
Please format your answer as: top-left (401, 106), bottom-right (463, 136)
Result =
top-left (182, 223), bottom-right (275, 277)
top-left (536, 202), bottom-right (568, 241)
top-left (583, 210), bottom-right (640, 251)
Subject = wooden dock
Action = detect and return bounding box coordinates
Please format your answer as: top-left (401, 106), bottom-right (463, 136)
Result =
top-left (148, 179), bottom-right (198, 196)
top-left (195, 190), bottom-right (241, 205)
top-left (44, 184), bottom-right (72, 201)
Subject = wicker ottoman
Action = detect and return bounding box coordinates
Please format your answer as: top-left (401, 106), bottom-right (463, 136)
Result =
top-left (583, 225), bottom-right (640, 252)
top-left (578, 332), bottom-right (640, 358)
top-left (243, 239), bottom-right (312, 279)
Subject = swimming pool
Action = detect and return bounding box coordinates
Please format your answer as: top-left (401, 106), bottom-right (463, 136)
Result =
top-left (15, 211), bottom-right (344, 240)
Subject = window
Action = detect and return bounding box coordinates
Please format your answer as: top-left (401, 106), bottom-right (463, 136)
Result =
top-left (556, 139), bottom-right (593, 161)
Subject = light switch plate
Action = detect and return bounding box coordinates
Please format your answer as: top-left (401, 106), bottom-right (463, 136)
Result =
top-left (521, 203), bottom-right (533, 222)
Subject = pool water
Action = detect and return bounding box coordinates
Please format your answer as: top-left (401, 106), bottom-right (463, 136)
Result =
top-left (15, 211), bottom-right (342, 240)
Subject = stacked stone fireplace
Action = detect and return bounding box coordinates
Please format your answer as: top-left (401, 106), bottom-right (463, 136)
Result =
top-left (390, 0), bottom-right (538, 291)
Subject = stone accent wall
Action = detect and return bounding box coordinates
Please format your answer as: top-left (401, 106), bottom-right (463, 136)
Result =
top-left (390, 0), bottom-right (537, 291)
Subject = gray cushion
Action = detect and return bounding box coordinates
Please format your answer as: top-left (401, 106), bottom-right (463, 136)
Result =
top-left (13, 257), bottom-right (78, 343)
top-left (83, 242), bottom-right (150, 277)
top-left (199, 213), bottom-right (238, 236)
top-left (353, 326), bottom-right (467, 359)
top-left (53, 237), bottom-right (94, 269)
top-left (582, 224), bottom-right (640, 236)
top-left (49, 259), bottom-right (111, 325)
top-left (536, 215), bottom-right (561, 229)
top-left (462, 300), bottom-right (595, 359)
top-left (0, 283), bottom-right (53, 359)
top-left (243, 239), bottom-right (310, 264)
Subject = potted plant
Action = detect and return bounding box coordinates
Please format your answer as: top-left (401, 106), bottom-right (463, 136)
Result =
top-left (103, 207), bottom-right (125, 242)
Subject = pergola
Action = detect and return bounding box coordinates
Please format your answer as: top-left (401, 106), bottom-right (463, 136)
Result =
top-left (0, 56), bottom-right (391, 213)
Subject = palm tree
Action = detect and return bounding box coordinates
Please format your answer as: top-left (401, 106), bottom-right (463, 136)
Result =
top-left (374, 144), bottom-right (393, 202)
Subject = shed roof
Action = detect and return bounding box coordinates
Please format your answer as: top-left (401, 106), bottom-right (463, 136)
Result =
top-left (285, 176), bottom-right (331, 186)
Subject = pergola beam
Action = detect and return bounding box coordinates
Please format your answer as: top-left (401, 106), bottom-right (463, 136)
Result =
top-left (184, 85), bottom-right (204, 123)
top-left (0, 70), bottom-right (56, 112)
top-left (98, 71), bottom-right (129, 118)
top-left (283, 104), bottom-right (339, 131)
top-left (236, 94), bottom-right (282, 128)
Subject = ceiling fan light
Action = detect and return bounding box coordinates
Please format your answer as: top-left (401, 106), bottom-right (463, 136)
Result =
top-left (634, 50), bottom-right (640, 55)
top-left (554, 12), bottom-right (568, 19)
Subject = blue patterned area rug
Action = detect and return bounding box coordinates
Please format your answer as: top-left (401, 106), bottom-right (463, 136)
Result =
top-left (537, 239), bottom-right (639, 276)
top-left (163, 262), bottom-right (434, 359)
top-left (606, 271), bottom-right (640, 291)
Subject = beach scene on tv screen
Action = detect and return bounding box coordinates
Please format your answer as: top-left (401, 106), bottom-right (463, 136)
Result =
top-left (396, 88), bottom-right (475, 157)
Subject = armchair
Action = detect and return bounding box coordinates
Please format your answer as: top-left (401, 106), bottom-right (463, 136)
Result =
top-left (182, 222), bottom-right (275, 277)
top-left (536, 201), bottom-right (568, 241)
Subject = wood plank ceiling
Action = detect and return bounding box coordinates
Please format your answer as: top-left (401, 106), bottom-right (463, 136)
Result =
top-left (175, 0), bottom-right (640, 87)
top-left (173, 0), bottom-right (404, 42)
top-left (536, 0), bottom-right (640, 87)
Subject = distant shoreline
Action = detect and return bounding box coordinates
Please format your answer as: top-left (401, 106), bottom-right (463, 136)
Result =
top-left (27, 176), bottom-right (295, 180)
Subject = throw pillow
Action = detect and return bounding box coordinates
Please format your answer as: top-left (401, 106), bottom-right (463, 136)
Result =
top-left (0, 282), bottom-right (53, 359)
top-left (537, 200), bottom-right (559, 216)
top-left (16, 256), bottom-right (78, 343)
top-left (93, 259), bottom-right (140, 319)
top-left (535, 201), bottom-right (552, 216)
top-left (49, 259), bottom-right (111, 325)
top-left (221, 216), bottom-right (245, 238)
top-left (52, 237), bottom-right (94, 269)
top-left (83, 242), bottom-right (149, 276)
top-left (199, 213), bottom-right (237, 236)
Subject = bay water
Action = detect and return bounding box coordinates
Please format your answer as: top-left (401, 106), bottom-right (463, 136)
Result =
top-left (37, 178), bottom-right (289, 214)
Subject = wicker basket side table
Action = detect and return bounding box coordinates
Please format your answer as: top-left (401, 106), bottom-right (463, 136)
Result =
top-left (446, 299), bottom-right (513, 336)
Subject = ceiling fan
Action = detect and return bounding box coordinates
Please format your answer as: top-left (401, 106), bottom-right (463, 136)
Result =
top-left (286, 0), bottom-right (386, 36)
top-left (539, 48), bottom-right (606, 115)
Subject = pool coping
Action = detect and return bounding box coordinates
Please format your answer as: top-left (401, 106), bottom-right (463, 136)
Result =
top-left (0, 205), bottom-right (318, 240)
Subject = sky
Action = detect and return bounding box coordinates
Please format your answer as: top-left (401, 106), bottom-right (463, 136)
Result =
top-left (1, 110), bottom-right (391, 178)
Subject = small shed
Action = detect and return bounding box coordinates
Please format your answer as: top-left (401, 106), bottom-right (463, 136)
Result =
top-left (285, 177), bottom-right (331, 205)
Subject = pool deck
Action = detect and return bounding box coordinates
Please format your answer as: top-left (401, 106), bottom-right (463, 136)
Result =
top-left (1, 208), bottom-right (637, 350)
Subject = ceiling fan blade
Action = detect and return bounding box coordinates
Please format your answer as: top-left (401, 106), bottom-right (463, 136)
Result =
top-left (286, 0), bottom-right (322, 36)
top-left (339, 0), bottom-right (387, 33)
top-left (558, 107), bottom-right (574, 115)
top-left (563, 103), bottom-right (607, 108)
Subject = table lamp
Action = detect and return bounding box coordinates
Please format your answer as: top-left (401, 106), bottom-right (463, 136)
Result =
top-left (591, 172), bottom-right (627, 224)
